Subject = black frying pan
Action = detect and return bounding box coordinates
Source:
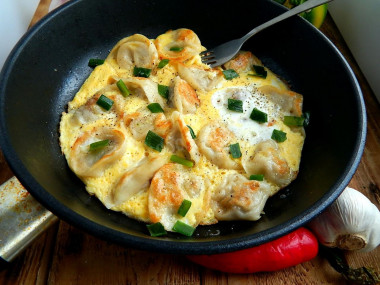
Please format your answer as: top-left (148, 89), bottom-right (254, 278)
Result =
top-left (0, 0), bottom-right (366, 254)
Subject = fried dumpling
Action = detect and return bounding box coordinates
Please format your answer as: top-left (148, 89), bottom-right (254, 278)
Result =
top-left (169, 76), bottom-right (200, 114)
top-left (115, 34), bottom-right (158, 70)
top-left (211, 173), bottom-right (271, 221)
top-left (258, 85), bottom-right (303, 117)
top-left (155, 28), bottom-right (203, 63)
top-left (108, 156), bottom-right (167, 208)
top-left (197, 122), bottom-right (241, 170)
top-left (223, 51), bottom-right (263, 73)
top-left (242, 140), bottom-right (295, 188)
top-left (120, 77), bottom-right (167, 107)
top-left (148, 163), bottom-right (209, 230)
top-left (70, 86), bottom-right (126, 127)
top-left (124, 108), bottom-right (172, 141)
top-left (177, 63), bottom-right (224, 92)
top-left (68, 127), bottom-right (127, 177)
top-left (166, 111), bottom-right (201, 163)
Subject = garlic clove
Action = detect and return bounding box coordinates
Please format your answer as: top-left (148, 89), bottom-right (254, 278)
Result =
top-left (308, 187), bottom-right (380, 252)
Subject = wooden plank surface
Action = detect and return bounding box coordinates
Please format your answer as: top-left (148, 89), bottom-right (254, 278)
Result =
top-left (0, 1), bottom-right (379, 284)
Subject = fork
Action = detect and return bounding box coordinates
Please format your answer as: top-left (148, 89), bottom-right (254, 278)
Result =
top-left (200, 0), bottom-right (333, 67)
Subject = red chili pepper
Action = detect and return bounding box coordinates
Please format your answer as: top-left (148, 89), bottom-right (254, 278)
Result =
top-left (186, 227), bottom-right (318, 273)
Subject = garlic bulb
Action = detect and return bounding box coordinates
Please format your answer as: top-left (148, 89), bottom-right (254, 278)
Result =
top-left (308, 187), bottom-right (380, 252)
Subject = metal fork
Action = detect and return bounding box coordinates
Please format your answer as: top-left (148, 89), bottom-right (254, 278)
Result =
top-left (200, 0), bottom-right (333, 67)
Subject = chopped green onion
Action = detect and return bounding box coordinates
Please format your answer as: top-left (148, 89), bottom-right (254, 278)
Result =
top-left (158, 84), bottom-right (169, 99)
top-left (248, 65), bottom-right (267, 78)
top-left (89, 139), bottom-right (110, 151)
top-left (96, 94), bottom-right (114, 111)
top-left (158, 59), bottom-right (170, 68)
top-left (227, 98), bottom-right (243, 113)
top-left (177, 199), bottom-right (192, 217)
top-left (271, 129), bottom-right (287, 142)
top-left (222, 69), bottom-right (239, 80)
top-left (249, 174), bottom-right (264, 181)
top-left (229, 143), bottom-right (242, 159)
top-left (88, 58), bottom-right (104, 67)
top-left (172, 220), bottom-right (195, 237)
top-left (147, 103), bottom-right (164, 113)
top-left (284, 116), bottom-right (305, 126)
top-left (116, 79), bottom-right (131, 97)
top-left (145, 130), bottom-right (164, 152)
top-left (187, 125), bottom-right (196, 139)
top-left (303, 111), bottom-right (311, 127)
top-left (170, 46), bottom-right (184, 52)
top-left (170, 155), bottom-right (194, 167)
top-left (133, 66), bottom-right (152, 78)
top-left (250, 108), bottom-right (268, 123)
top-left (147, 222), bottom-right (167, 237)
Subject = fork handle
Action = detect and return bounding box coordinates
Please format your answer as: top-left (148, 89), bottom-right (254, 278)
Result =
top-left (241, 0), bottom-right (333, 43)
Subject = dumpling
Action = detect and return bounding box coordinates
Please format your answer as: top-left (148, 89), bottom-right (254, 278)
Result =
top-left (70, 86), bottom-right (126, 126)
top-left (258, 85), bottom-right (303, 117)
top-left (177, 63), bottom-right (224, 92)
top-left (223, 51), bottom-right (263, 73)
top-left (169, 76), bottom-right (200, 114)
top-left (166, 111), bottom-right (201, 163)
top-left (120, 77), bottom-right (167, 107)
top-left (68, 127), bottom-right (127, 177)
top-left (124, 108), bottom-right (172, 141)
top-left (148, 163), bottom-right (209, 230)
top-left (115, 34), bottom-right (158, 70)
top-left (108, 156), bottom-right (167, 208)
top-left (155, 28), bottom-right (203, 62)
top-left (211, 173), bottom-right (271, 221)
top-left (197, 122), bottom-right (241, 170)
top-left (242, 140), bottom-right (295, 188)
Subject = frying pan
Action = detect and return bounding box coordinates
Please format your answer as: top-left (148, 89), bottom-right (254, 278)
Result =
top-left (0, 0), bottom-right (366, 255)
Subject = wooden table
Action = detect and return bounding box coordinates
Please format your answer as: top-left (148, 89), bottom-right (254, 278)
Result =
top-left (1, 1), bottom-right (379, 284)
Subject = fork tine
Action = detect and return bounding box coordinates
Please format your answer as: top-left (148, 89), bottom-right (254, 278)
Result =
top-left (201, 58), bottom-right (217, 65)
top-left (199, 50), bottom-right (214, 57)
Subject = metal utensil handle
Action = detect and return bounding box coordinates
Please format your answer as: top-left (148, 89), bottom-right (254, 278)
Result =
top-left (241, 0), bottom-right (333, 42)
top-left (0, 177), bottom-right (58, 264)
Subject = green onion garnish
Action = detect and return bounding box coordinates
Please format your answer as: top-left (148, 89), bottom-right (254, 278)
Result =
top-left (222, 69), bottom-right (239, 80)
top-left (248, 65), bottom-right (267, 79)
top-left (303, 111), bottom-right (310, 127)
top-left (250, 108), bottom-right (268, 123)
top-left (229, 143), bottom-right (242, 159)
top-left (187, 125), bottom-right (196, 139)
top-left (271, 129), bottom-right (287, 142)
top-left (172, 220), bottom-right (195, 237)
top-left (147, 103), bottom-right (164, 113)
top-left (96, 94), bottom-right (114, 111)
top-left (89, 139), bottom-right (110, 151)
top-left (158, 59), bottom-right (170, 68)
top-left (88, 58), bottom-right (104, 67)
top-left (145, 130), bottom-right (164, 152)
top-left (170, 155), bottom-right (194, 167)
top-left (169, 46), bottom-right (184, 52)
top-left (147, 222), bottom-right (167, 237)
top-left (284, 116), bottom-right (305, 127)
top-left (158, 84), bottom-right (169, 99)
top-left (133, 66), bottom-right (152, 78)
top-left (177, 199), bottom-right (192, 217)
top-left (249, 174), bottom-right (264, 181)
top-left (227, 98), bottom-right (243, 113)
top-left (116, 79), bottom-right (131, 97)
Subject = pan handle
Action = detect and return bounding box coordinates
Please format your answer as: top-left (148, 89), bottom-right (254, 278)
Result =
top-left (0, 176), bottom-right (58, 265)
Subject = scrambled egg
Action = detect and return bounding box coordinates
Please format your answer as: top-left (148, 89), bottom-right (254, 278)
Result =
top-left (60, 29), bottom-right (305, 233)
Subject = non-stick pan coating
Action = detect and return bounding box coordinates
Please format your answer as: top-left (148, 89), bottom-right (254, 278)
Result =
top-left (0, 0), bottom-right (366, 254)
